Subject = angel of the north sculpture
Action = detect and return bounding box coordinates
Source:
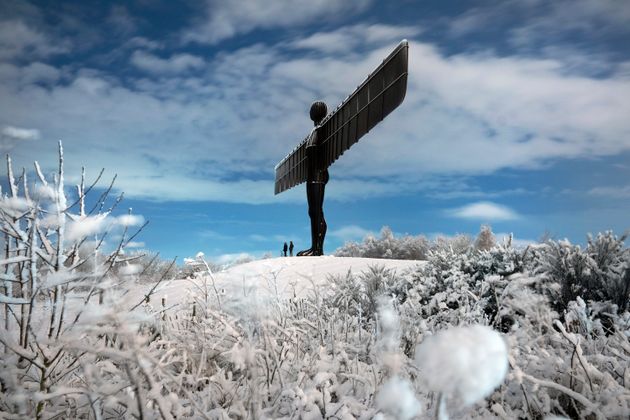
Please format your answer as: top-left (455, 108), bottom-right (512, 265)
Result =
top-left (274, 40), bottom-right (409, 256)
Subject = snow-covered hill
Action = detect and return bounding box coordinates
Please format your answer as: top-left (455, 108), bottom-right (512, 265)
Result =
top-left (143, 256), bottom-right (423, 306)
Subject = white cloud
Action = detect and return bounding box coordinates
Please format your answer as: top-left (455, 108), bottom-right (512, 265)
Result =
top-left (125, 37), bottom-right (162, 51)
top-left (508, 0), bottom-right (630, 48)
top-left (130, 50), bottom-right (205, 74)
top-left (125, 241), bottom-right (145, 248)
top-left (447, 0), bottom-right (630, 45)
top-left (2, 125), bottom-right (40, 141)
top-left (66, 214), bottom-right (109, 242)
top-left (116, 214), bottom-right (145, 227)
top-left (2, 27), bottom-right (629, 203)
top-left (447, 8), bottom-right (494, 38)
top-left (0, 20), bottom-right (69, 60)
top-left (20, 62), bottom-right (61, 84)
top-left (615, 62), bottom-right (630, 80)
top-left (447, 201), bottom-right (520, 221)
top-left (364, 44), bottom-right (626, 176)
top-left (212, 252), bottom-right (255, 265)
top-left (289, 23), bottom-right (421, 54)
top-left (182, 0), bottom-right (372, 44)
top-left (329, 225), bottom-right (374, 242)
top-left (426, 187), bottom-right (531, 200)
top-left (588, 185), bottom-right (630, 199)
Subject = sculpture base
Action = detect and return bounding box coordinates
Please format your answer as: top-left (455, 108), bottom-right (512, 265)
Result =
top-left (296, 248), bottom-right (323, 257)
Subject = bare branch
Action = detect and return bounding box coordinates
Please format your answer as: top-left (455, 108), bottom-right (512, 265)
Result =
top-left (129, 257), bottom-right (177, 312)
top-left (88, 174), bottom-right (117, 216)
top-left (63, 167), bottom-right (105, 213)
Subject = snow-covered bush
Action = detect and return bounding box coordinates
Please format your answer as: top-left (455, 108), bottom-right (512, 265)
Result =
top-left (327, 265), bottom-right (398, 321)
top-left (527, 231), bottom-right (630, 313)
top-left (467, 235), bottom-right (525, 279)
top-left (335, 226), bottom-right (504, 261)
top-left (474, 224), bottom-right (496, 251)
top-left (431, 233), bottom-right (474, 255)
top-left (0, 145), bottom-right (177, 418)
top-left (335, 226), bottom-right (430, 260)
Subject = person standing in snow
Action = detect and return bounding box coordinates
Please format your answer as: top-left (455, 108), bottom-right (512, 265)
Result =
top-left (289, 241), bottom-right (294, 256)
top-left (283, 242), bottom-right (288, 257)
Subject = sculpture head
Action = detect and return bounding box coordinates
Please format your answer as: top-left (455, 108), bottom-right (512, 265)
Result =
top-left (310, 101), bottom-right (327, 126)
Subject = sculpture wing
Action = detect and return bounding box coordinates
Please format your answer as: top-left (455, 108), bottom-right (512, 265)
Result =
top-left (274, 40), bottom-right (409, 195)
top-left (274, 137), bottom-right (309, 194)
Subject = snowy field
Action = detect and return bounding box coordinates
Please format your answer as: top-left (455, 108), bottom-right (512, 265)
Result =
top-left (144, 256), bottom-right (423, 305)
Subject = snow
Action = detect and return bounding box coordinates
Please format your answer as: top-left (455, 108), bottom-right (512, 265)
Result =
top-left (118, 264), bottom-right (143, 276)
top-left (415, 325), bottom-right (508, 407)
top-left (375, 376), bottom-right (423, 420)
top-left (5, 142), bottom-right (630, 419)
top-left (0, 196), bottom-right (31, 213)
top-left (3, 160), bottom-right (629, 419)
top-left (141, 255), bottom-right (423, 305)
top-left (377, 297), bottom-right (404, 373)
top-left (65, 214), bottom-right (109, 241)
top-left (116, 214), bottom-right (145, 227)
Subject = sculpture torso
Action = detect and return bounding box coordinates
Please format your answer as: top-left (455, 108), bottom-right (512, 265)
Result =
top-left (306, 127), bottom-right (329, 184)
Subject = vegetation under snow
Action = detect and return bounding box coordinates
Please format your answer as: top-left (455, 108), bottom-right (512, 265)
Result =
top-left (1, 147), bottom-right (629, 419)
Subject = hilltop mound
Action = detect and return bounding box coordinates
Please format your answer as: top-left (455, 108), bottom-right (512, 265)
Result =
top-left (144, 256), bottom-right (423, 305)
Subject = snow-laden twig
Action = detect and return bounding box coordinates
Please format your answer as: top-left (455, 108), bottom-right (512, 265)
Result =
top-left (129, 257), bottom-right (177, 312)
top-left (515, 365), bottom-right (606, 419)
top-left (554, 319), bottom-right (597, 393)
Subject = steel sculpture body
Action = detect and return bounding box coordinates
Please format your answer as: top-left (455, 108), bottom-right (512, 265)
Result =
top-left (274, 40), bottom-right (409, 256)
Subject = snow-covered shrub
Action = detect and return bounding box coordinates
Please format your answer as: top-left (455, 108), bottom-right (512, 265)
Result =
top-left (586, 232), bottom-right (630, 311)
top-left (0, 144), bottom-right (178, 418)
top-left (335, 226), bottom-right (430, 260)
top-left (327, 265), bottom-right (398, 321)
top-left (335, 227), bottom-right (490, 261)
top-left (474, 224), bottom-right (496, 251)
top-left (527, 231), bottom-right (630, 313)
top-left (466, 235), bottom-right (525, 279)
top-left (431, 233), bottom-right (474, 256)
top-left (179, 234), bottom-right (629, 419)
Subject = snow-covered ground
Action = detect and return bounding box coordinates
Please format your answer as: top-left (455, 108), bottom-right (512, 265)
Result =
top-left (143, 256), bottom-right (423, 306)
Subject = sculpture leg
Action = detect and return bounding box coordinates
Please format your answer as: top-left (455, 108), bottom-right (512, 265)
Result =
top-left (316, 189), bottom-right (327, 256)
top-left (297, 182), bottom-right (325, 256)
top-left (317, 214), bottom-right (327, 255)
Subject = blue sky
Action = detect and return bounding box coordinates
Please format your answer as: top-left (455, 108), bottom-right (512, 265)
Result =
top-left (1, 0), bottom-right (629, 262)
